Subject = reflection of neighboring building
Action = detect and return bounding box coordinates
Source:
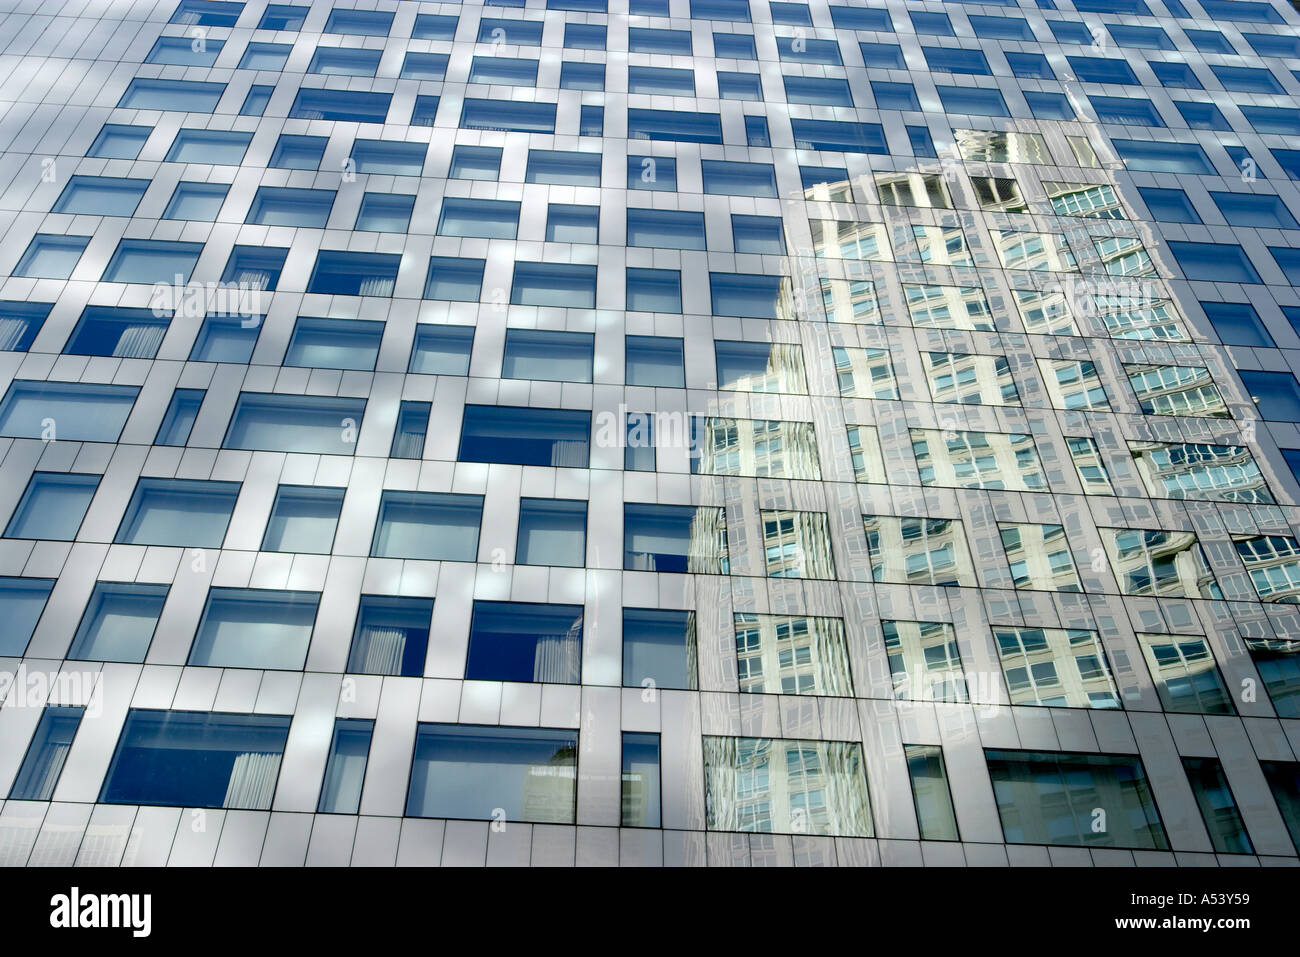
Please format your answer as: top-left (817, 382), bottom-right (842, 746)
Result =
top-left (923, 352), bottom-right (1020, 405)
top-left (833, 346), bottom-right (899, 399)
top-left (1234, 534), bottom-right (1300, 603)
top-left (863, 515), bottom-right (976, 586)
top-left (883, 619), bottom-right (967, 702)
top-left (999, 523), bottom-right (1082, 592)
top-left (760, 510), bottom-right (835, 579)
top-left (1130, 440), bottom-right (1274, 504)
top-left (1043, 181), bottom-right (1125, 220)
top-left (692, 416), bottom-right (822, 480)
top-left (994, 627), bottom-right (1121, 709)
top-left (734, 613), bottom-right (853, 696)
top-left (911, 428), bottom-right (1047, 491)
top-left (1125, 363), bottom-right (1228, 417)
top-left (1103, 528), bottom-right (1222, 599)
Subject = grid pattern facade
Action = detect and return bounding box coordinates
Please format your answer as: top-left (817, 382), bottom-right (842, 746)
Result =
top-left (0, 0), bottom-right (1299, 866)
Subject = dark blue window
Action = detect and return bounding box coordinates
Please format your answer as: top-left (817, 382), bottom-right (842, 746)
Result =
top-left (118, 78), bottom-right (225, 111)
top-left (628, 108), bottom-right (723, 144)
top-left (246, 186), bottom-right (335, 227)
top-left (1067, 56), bottom-right (1139, 85)
top-left (64, 306), bottom-right (169, 358)
top-left (290, 88), bottom-right (391, 122)
top-left (1213, 65), bottom-right (1284, 94)
top-left (785, 75), bottom-right (853, 105)
top-left (624, 504), bottom-right (725, 572)
top-left (1175, 101), bottom-right (1230, 130)
top-left (1210, 192), bottom-right (1298, 228)
top-left (790, 119), bottom-right (888, 153)
top-left (348, 596), bottom-right (433, 676)
top-left (259, 4), bottom-right (307, 29)
top-left (970, 15), bottom-right (1033, 40)
top-left (307, 251), bottom-right (402, 296)
top-left (1138, 187), bottom-right (1202, 224)
top-left (1243, 107), bottom-right (1300, 137)
top-left (1150, 62), bottom-right (1202, 89)
top-left (1106, 24), bottom-right (1173, 49)
top-left (715, 32), bottom-right (757, 58)
top-left (923, 47), bottom-right (991, 75)
top-left (776, 36), bottom-right (842, 64)
top-left (910, 11), bottom-right (953, 35)
top-left (711, 272), bottom-right (786, 319)
top-left (1168, 242), bottom-right (1262, 283)
top-left (461, 99), bottom-right (556, 133)
top-left (324, 8), bottom-right (393, 35)
top-left (1025, 92), bottom-right (1074, 120)
top-left (873, 81), bottom-right (919, 110)
top-left (859, 42), bottom-right (905, 68)
top-left (1240, 371), bottom-right (1300, 421)
top-left (458, 405), bottom-right (592, 467)
top-left (1047, 20), bottom-right (1092, 44)
top-left (1185, 29), bottom-right (1235, 53)
top-left (629, 27), bottom-right (693, 53)
top-left (270, 134), bottom-right (328, 170)
top-left (222, 245), bottom-right (289, 290)
top-left (1089, 96), bottom-right (1164, 128)
top-left (0, 302), bottom-right (50, 352)
top-left (412, 14), bottom-right (458, 39)
top-left (937, 86), bottom-right (1010, 117)
top-left (1200, 301), bottom-right (1274, 347)
top-left (690, 0), bottom-right (751, 20)
top-left (1006, 52), bottom-right (1054, 79)
top-left (1113, 139), bottom-right (1213, 174)
top-left (1198, 0), bottom-right (1283, 22)
top-left (10, 707), bottom-right (85, 801)
top-left (829, 5), bottom-right (892, 30)
top-left (171, 0), bottom-right (243, 26)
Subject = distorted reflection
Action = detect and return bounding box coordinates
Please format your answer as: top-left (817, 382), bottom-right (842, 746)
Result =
top-left (998, 523), bottom-right (1083, 591)
top-left (1125, 363), bottom-right (1228, 417)
top-left (874, 171), bottom-right (950, 208)
top-left (1137, 633), bottom-right (1236, 714)
top-left (953, 128), bottom-right (1050, 164)
top-left (834, 346), bottom-right (900, 399)
top-left (994, 627), bottom-right (1121, 709)
top-left (1066, 435), bottom-right (1115, 494)
top-left (883, 619), bottom-right (967, 702)
top-left (715, 340), bottom-right (807, 394)
top-left (1043, 181), bottom-right (1125, 219)
top-left (1234, 534), bottom-right (1300, 603)
top-left (761, 509), bottom-right (836, 579)
top-left (1129, 440), bottom-right (1275, 504)
top-left (1101, 527), bottom-right (1223, 599)
top-left (1039, 358), bottom-right (1110, 410)
top-left (691, 416), bottom-right (822, 480)
top-left (923, 351), bottom-right (1020, 405)
top-left (1014, 287), bottom-right (1081, 336)
top-left (1094, 295), bottom-right (1189, 341)
top-left (911, 428), bottom-right (1048, 491)
top-left (809, 219), bottom-right (889, 260)
top-left (904, 283), bottom-right (996, 331)
top-left (863, 514), bottom-right (976, 586)
top-left (846, 425), bottom-right (888, 483)
top-left (971, 176), bottom-right (1026, 213)
top-left (990, 230), bottom-right (1077, 272)
top-left (820, 277), bottom-right (881, 324)
top-left (734, 613), bottom-right (854, 696)
top-left (703, 736), bottom-right (873, 836)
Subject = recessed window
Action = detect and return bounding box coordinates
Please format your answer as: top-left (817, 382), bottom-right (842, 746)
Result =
top-left (1066, 55), bottom-right (1138, 84)
top-left (1201, 300), bottom-right (1274, 346)
top-left (629, 26), bottom-right (692, 53)
top-left (622, 732), bottom-right (661, 828)
top-left (526, 149), bottom-right (601, 186)
top-left (623, 608), bottom-right (696, 690)
top-left (171, 0), bottom-right (242, 26)
top-left (516, 498), bottom-right (587, 567)
top-left (1213, 64), bottom-right (1283, 94)
top-left (0, 380), bottom-right (137, 443)
top-left (399, 52), bottom-right (448, 80)
top-left (565, 22), bottom-right (605, 49)
top-left (910, 10), bottom-right (953, 34)
top-left (468, 55), bottom-right (539, 85)
top-left (307, 251), bottom-right (401, 296)
top-left (970, 14), bottom-right (1033, 40)
top-left (626, 268), bottom-right (682, 313)
top-left (14, 234), bottom-right (89, 279)
top-left (189, 588), bottom-right (320, 670)
top-left (317, 719), bottom-right (373, 815)
top-left (163, 181), bottom-right (229, 220)
top-left (986, 749), bottom-right (1167, 849)
top-left (5, 472), bottom-right (99, 541)
top-left (101, 709), bottom-right (291, 810)
top-left (409, 324), bottom-right (474, 375)
top-left (118, 78), bottom-right (225, 111)
top-left (776, 36), bottom-right (840, 63)
top-left (222, 245), bottom-right (288, 291)
top-left (68, 582), bottom-right (168, 663)
top-left (87, 124), bottom-right (151, 159)
top-left (710, 272), bottom-right (786, 319)
top-left (157, 390), bottom-right (203, 446)
top-left (627, 155), bottom-right (676, 191)
top-left (702, 160), bottom-right (777, 197)
top-left (626, 208), bottom-right (705, 250)
top-left (791, 118), bottom-right (887, 153)
top-left (1168, 242), bottom-right (1262, 284)
top-left (240, 42), bottom-right (291, 70)
top-left (716, 339), bottom-right (806, 394)
top-left (461, 98), bottom-right (555, 133)
top-left (995, 627), bottom-right (1120, 709)
top-left (905, 745), bottom-right (959, 840)
top-left (546, 204), bottom-right (598, 243)
top-left (467, 600), bottom-right (584, 683)
top-left (1209, 191), bottom-right (1298, 228)
top-left (391, 401), bottom-right (430, 459)
top-left (863, 515), bottom-right (975, 587)
top-left (371, 491), bottom-right (483, 561)
top-left (9, 706), bottom-right (84, 801)
top-left (242, 85), bottom-right (273, 117)
top-left (1151, 62), bottom-right (1202, 89)
top-left (714, 32), bottom-right (757, 58)
top-left (290, 88), bottom-right (391, 123)
top-left (703, 735), bottom-right (873, 836)
top-left (348, 596), bottom-right (432, 677)
top-left (269, 134), bottom-right (328, 170)
top-left (407, 724), bottom-right (578, 823)
top-left (62, 306), bottom-right (166, 359)
top-left (936, 85), bottom-right (1009, 117)
top-left (103, 239), bottom-right (203, 284)
top-left (859, 41), bottom-right (904, 68)
top-left (223, 393), bottom-right (366, 455)
top-left (425, 256), bottom-right (485, 302)
top-left (627, 108), bottom-right (722, 144)
top-left (412, 13), bottom-right (458, 39)
top-left (307, 46), bottom-right (382, 76)
top-left (53, 176), bottom-right (148, 216)
top-left (624, 503), bottom-right (728, 573)
top-left (438, 198), bottom-right (520, 239)
top-left (1240, 370), bottom-right (1300, 421)
top-left (324, 8), bottom-right (392, 35)
top-left (626, 336), bottom-right (684, 387)
top-left (116, 478), bottom-right (240, 548)
top-left (246, 186), bottom-right (335, 227)
top-left (285, 317), bottom-right (383, 370)
top-left (1175, 100), bottom-right (1231, 131)
top-left (717, 71), bottom-right (761, 100)
top-left (510, 262), bottom-right (597, 308)
top-left (476, 17), bottom-right (544, 44)
top-left (355, 192), bottom-right (414, 232)
top-left (0, 577), bottom-right (54, 656)
top-left (1115, 138), bottom-right (1214, 174)
top-left (459, 405), bottom-right (590, 467)
top-left (560, 61), bottom-right (605, 90)
top-left (262, 485), bottom-right (345, 554)
top-left (628, 65), bottom-right (695, 95)
top-left (502, 329), bottom-right (594, 382)
top-left (923, 47), bottom-right (991, 75)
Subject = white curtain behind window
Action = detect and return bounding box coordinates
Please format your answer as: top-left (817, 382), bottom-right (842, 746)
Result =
top-left (223, 751), bottom-right (282, 809)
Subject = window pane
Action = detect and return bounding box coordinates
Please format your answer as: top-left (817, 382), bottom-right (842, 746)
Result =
top-left (5, 473), bottom-right (99, 540)
top-left (68, 582), bottom-right (168, 663)
top-left (623, 608), bottom-right (696, 690)
top-left (9, 706), bottom-right (85, 801)
top-left (262, 486), bottom-right (344, 554)
top-left (734, 612), bottom-right (852, 695)
top-left (348, 597), bottom-right (432, 677)
top-left (0, 380), bottom-right (137, 442)
top-left (0, 577), bottom-right (55, 656)
top-left (517, 498), bottom-right (587, 567)
top-left (1183, 757), bottom-right (1254, 854)
top-left (409, 324), bottom-right (474, 375)
top-left (370, 491), bottom-right (483, 561)
top-left (466, 600), bottom-right (583, 683)
top-left (223, 393), bottom-right (366, 455)
top-left (459, 405), bottom-right (590, 467)
top-left (317, 719), bottom-right (374, 814)
top-left (285, 317), bottom-right (383, 370)
top-left (189, 588), bottom-right (320, 670)
top-left (407, 724), bottom-right (578, 823)
top-left (905, 745), bottom-right (959, 840)
top-left (116, 478), bottom-right (239, 548)
top-left (624, 503), bottom-right (728, 573)
top-left (502, 330), bottom-right (594, 382)
top-left (622, 732), bottom-right (661, 827)
top-left (101, 710), bottom-right (292, 809)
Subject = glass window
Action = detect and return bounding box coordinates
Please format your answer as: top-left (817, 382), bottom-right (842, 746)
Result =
top-left (986, 749), bottom-right (1168, 849)
top-left (190, 315), bottom-right (259, 363)
top-left (760, 510), bottom-right (834, 579)
top-left (242, 85), bottom-right (272, 115)
top-left (628, 156), bottom-right (677, 192)
top-left (425, 256), bottom-right (485, 302)
top-left (285, 317), bottom-right (382, 371)
top-left (308, 47), bottom-right (381, 76)
top-left (690, 416), bottom-right (820, 479)
top-left (399, 52), bottom-right (448, 80)
top-left (347, 596), bottom-right (432, 677)
top-left (269, 134), bottom-right (327, 170)
top-left (261, 4), bottom-right (306, 30)
top-left (476, 17), bottom-right (544, 44)
top-left (351, 140), bottom-right (425, 176)
top-left (510, 262), bottom-right (597, 307)
top-left (790, 118), bottom-right (887, 153)
top-left (1274, 247), bottom-right (1300, 285)
top-left (833, 347), bottom-right (898, 399)
top-left (1006, 52), bottom-right (1054, 79)
top-left (103, 239), bottom-right (203, 284)
top-left (88, 124), bottom-right (151, 159)
top-left (883, 619), bottom-right (967, 702)
top-left (923, 47), bottom-right (991, 75)
top-left (718, 71), bottom-right (761, 100)
top-left (1102, 528), bottom-right (1223, 598)
top-left (64, 306), bottom-right (168, 359)
top-left (116, 477), bottom-right (239, 548)
top-left (68, 582), bottom-right (168, 663)
top-left (625, 413), bottom-right (656, 472)
top-left (1180, 758), bottom-right (1254, 854)
top-left (246, 186), bottom-right (335, 227)
top-left (1138, 633), bottom-right (1234, 714)
top-left (355, 192), bottom-right (414, 232)
top-left (412, 13), bottom-right (458, 39)
top-left (911, 428), bottom-right (1047, 492)
top-left (5, 472), bottom-right (99, 540)
top-left (703, 736), bottom-right (873, 836)
top-left (189, 588), bottom-right (320, 670)
top-left (223, 393), bottom-right (366, 455)
top-left (1090, 95), bottom-right (1164, 127)
top-left (324, 8), bottom-right (392, 35)
top-left (370, 491), bottom-right (483, 562)
top-left (1175, 100), bottom-right (1231, 131)
top-left (716, 340), bottom-right (806, 394)
top-left (118, 78), bottom-right (225, 112)
top-left (9, 705), bottom-right (84, 801)
top-left (1213, 64), bottom-right (1283, 94)
top-left (289, 88), bottom-right (391, 123)
top-left (626, 208), bottom-right (705, 250)
top-left (409, 324), bottom-right (474, 375)
top-left (517, 498), bottom-right (587, 567)
top-left (622, 732), bottom-right (661, 828)
top-left (1168, 242), bottom-right (1262, 284)
top-left (1210, 191), bottom-right (1298, 228)
top-left (629, 26), bottom-right (692, 53)
top-left (859, 41), bottom-right (904, 68)
top-left (734, 613), bottom-right (852, 695)
top-left (459, 405), bottom-right (590, 467)
top-left (546, 204), bottom-right (598, 243)
top-left (971, 14), bottom-right (1033, 39)
top-left (468, 55), bottom-right (539, 85)
top-left (239, 43), bottom-right (290, 70)
top-left (466, 600), bottom-right (582, 684)
top-left (101, 709), bottom-right (291, 809)
top-left (1244, 32), bottom-right (1300, 57)
top-left (53, 175), bottom-right (148, 216)
top-left (0, 577), bottom-right (54, 656)
top-left (731, 214), bottom-right (785, 254)
top-left (1201, 300), bottom-right (1274, 347)
top-left (502, 330), bottom-right (594, 382)
top-left (745, 115), bottom-right (770, 147)
top-left (1125, 363), bottom-right (1226, 417)
top-left (14, 234), bottom-right (89, 279)
top-left (560, 61), bottom-right (605, 90)
top-left (1151, 62), bottom-right (1203, 89)
top-left (627, 108), bottom-right (723, 144)
top-left (872, 80), bottom-right (920, 110)
top-left (626, 335), bottom-right (684, 387)
top-left (156, 389), bottom-right (203, 446)
top-left (262, 485), bottom-right (345, 554)
top-left (922, 352), bottom-right (1020, 406)
top-left (863, 515), bottom-right (975, 587)
top-left (0, 302), bottom-right (48, 352)
top-left (701, 160), bottom-right (776, 198)
top-left (995, 627), bottom-right (1120, 709)
top-left (629, 65), bottom-right (695, 95)
top-left (624, 503), bottom-right (728, 574)
top-left (829, 4), bottom-right (891, 30)
top-left (936, 85), bottom-right (1009, 117)
top-left (905, 745), bottom-right (959, 841)
top-left (710, 272), bottom-right (786, 318)
top-left (1240, 370), bottom-right (1300, 421)
top-left (407, 724), bottom-right (578, 823)
top-left (714, 32), bottom-right (757, 58)
top-left (1234, 534), bottom-right (1300, 603)
top-left (461, 98), bottom-right (555, 133)
top-left (1113, 138), bottom-right (1214, 174)
top-left (317, 719), bottom-right (373, 814)
top-left (625, 268), bottom-right (682, 313)
top-left (526, 149), bottom-right (600, 186)
top-left (307, 251), bottom-right (401, 296)
top-left (564, 22), bottom-right (605, 49)
top-left (391, 401), bottom-right (430, 459)
top-left (623, 608), bottom-right (696, 690)
top-left (164, 181), bottom-right (228, 220)
top-left (999, 523), bottom-right (1082, 592)
top-left (171, 0), bottom-right (242, 26)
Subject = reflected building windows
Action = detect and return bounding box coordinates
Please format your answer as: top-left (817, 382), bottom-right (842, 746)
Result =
top-left (994, 627), bottom-right (1121, 709)
top-left (1137, 633), bottom-right (1235, 714)
top-left (863, 515), bottom-right (975, 587)
top-left (883, 619), bottom-right (968, 703)
top-left (733, 613), bottom-right (853, 696)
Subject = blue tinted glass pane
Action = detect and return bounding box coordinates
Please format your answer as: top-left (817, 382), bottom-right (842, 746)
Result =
top-left (286, 317), bottom-right (382, 370)
top-left (156, 389), bottom-right (204, 446)
top-left (221, 245), bottom-right (288, 290)
top-left (1006, 52), bottom-right (1054, 79)
top-left (790, 119), bottom-right (888, 153)
top-left (872, 81), bottom-right (919, 110)
top-left (53, 176), bottom-right (148, 216)
top-left (317, 719), bottom-right (373, 813)
top-left (1066, 56), bottom-right (1139, 84)
top-left (240, 84), bottom-right (273, 116)
top-left (0, 577), bottom-right (55, 656)
top-left (626, 336), bottom-right (685, 387)
top-left (1168, 242), bottom-right (1262, 283)
top-left (68, 582), bottom-right (168, 663)
top-left (859, 42), bottom-right (904, 68)
top-left (65, 306), bottom-right (168, 358)
top-left (711, 272), bottom-right (785, 319)
top-left (1200, 301), bottom-right (1274, 346)
top-left (623, 608), bottom-right (692, 688)
top-left (425, 257), bottom-right (485, 301)
top-left (270, 134), bottom-right (327, 169)
top-left (561, 61), bottom-right (605, 89)
top-left (503, 330), bottom-right (595, 382)
top-left (517, 499), bottom-right (587, 567)
top-left (325, 8), bottom-right (393, 34)
top-left (370, 491), bottom-right (482, 561)
top-left (459, 405), bottom-right (591, 467)
top-left (223, 393), bottom-right (367, 454)
top-left (477, 17), bottom-right (544, 43)
top-left (307, 251), bottom-right (401, 296)
top-left (290, 88), bottom-right (391, 122)
top-left (923, 47), bottom-right (990, 74)
top-left (1151, 62), bottom-right (1203, 89)
top-left (829, 5), bottom-right (892, 30)
top-left (240, 44), bottom-right (290, 69)
top-left (262, 486), bottom-right (344, 554)
top-left (348, 598), bottom-right (432, 677)
top-left (468, 56), bottom-right (539, 84)
top-left (1113, 139), bottom-right (1213, 174)
top-left (626, 268), bottom-right (683, 313)
top-left (14, 235), bottom-right (89, 278)
top-left (1211, 192), bottom-right (1298, 228)
top-left (527, 149), bottom-right (601, 185)
top-left (1175, 101), bottom-right (1230, 130)
top-left (100, 710), bottom-right (292, 809)
top-left (116, 477), bottom-right (239, 548)
top-left (5, 473), bottom-right (99, 540)
top-left (308, 47), bottom-right (381, 75)
top-left (628, 108), bottom-right (722, 143)
top-left (9, 707), bottom-right (84, 800)
top-left (260, 5), bottom-right (306, 29)
top-left (715, 32), bottom-right (757, 58)
top-left (165, 129), bottom-right (252, 164)
top-left (629, 27), bottom-right (693, 52)
top-left (88, 124), bottom-right (151, 159)
top-left (702, 159), bottom-right (777, 196)
top-left (466, 601), bottom-right (583, 683)
top-left (103, 239), bottom-right (203, 284)
top-left (937, 86), bottom-right (1009, 117)
top-left (410, 325), bottom-right (474, 375)
top-left (1026, 91), bottom-right (1073, 119)
top-left (449, 146), bottom-right (501, 180)
top-left (190, 589), bottom-right (319, 670)
top-left (1090, 95), bottom-right (1164, 127)
top-left (412, 14), bottom-right (458, 39)
top-left (0, 302), bottom-right (49, 352)
top-left (628, 155), bottom-right (676, 190)
top-left (461, 98), bottom-right (556, 133)
top-left (355, 192), bottom-right (414, 232)
top-left (510, 262), bottom-right (597, 307)
top-left (118, 78), bottom-right (225, 111)
top-left (246, 186), bottom-right (334, 227)
top-left (0, 381), bottom-right (137, 442)
top-left (400, 52), bottom-right (448, 80)
top-left (1139, 187), bottom-right (1202, 223)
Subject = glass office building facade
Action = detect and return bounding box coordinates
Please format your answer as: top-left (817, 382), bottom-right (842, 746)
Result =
top-left (1, 0), bottom-right (1300, 866)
